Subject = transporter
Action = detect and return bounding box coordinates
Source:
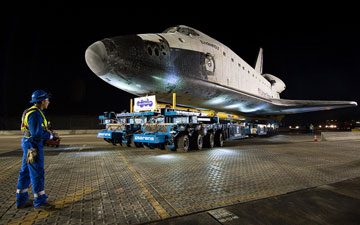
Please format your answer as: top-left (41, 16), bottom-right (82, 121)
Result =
top-left (97, 95), bottom-right (278, 152)
top-left (86, 25), bottom-right (357, 147)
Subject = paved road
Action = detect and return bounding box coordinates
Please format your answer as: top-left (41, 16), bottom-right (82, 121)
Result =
top-left (0, 134), bottom-right (359, 225)
top-left (0, 134), bottom-right (106, 154)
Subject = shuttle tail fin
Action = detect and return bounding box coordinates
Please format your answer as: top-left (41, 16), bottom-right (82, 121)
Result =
top-left (255, 48), bottom-right (263, 75)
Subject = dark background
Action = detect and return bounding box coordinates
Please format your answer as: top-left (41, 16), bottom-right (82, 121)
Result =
top-left (1, 9), bottom-right (359, 129)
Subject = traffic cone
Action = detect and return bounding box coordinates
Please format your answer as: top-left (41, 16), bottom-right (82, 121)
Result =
top-left (314, 134), bottom-right (318, 142)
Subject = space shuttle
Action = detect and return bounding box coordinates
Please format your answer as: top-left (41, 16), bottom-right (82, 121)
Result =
top-left (85, 25), bottom-right (357, 117)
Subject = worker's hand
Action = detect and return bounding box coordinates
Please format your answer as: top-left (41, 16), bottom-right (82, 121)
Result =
top-left (53, 132), bottom-right (60, 140)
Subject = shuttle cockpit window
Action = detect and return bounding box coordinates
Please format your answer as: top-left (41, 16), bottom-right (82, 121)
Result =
top-left (164, 26), bottom-right (200, 37)
top-left (177, 27), bottom-right (200, 37)
top-left (163, 27), bottom-right (177, 33)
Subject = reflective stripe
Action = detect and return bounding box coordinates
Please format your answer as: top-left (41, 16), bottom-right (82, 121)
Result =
top-left (16, 189), bottom-right (28, 194)
top-left (34, 190), bottom-right (45, 198)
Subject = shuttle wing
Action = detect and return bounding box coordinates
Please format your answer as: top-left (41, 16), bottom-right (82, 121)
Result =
top-left (269, 99), bottom-right (358, 114)
top-left (180, 79), bottom-right (358, 117)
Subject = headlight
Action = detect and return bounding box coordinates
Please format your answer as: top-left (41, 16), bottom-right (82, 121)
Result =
top-left (296, 126), bottom-right (299, 129)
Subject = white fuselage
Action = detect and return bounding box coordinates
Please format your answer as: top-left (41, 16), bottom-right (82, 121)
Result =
top-left (85, 25), bottom-right (356, 116)
top-left (138, 26), bottom-right (283, 100)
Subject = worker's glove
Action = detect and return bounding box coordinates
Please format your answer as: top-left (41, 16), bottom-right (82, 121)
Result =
top-left (53, 132), bottom-right (61, 140)
top-left (26, 148), bottom-right (38, 164)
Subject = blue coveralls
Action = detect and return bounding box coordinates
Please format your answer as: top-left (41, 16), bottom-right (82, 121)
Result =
top-left (16, 107), bottom-right (52, 207)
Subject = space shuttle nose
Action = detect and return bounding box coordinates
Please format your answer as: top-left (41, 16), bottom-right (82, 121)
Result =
top-left (85, 41), bottom-right (109, 76)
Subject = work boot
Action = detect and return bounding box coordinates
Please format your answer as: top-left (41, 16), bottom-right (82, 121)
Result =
top-left (34, 202), bottom-right (56, 211)
top-left (16, 200), bottom-right (33, 209)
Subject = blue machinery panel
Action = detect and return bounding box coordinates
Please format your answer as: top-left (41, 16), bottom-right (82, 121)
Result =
top-left (133, 134), bottom-right (166, 144)
top-left (97, 131), bottom-right (122, 139)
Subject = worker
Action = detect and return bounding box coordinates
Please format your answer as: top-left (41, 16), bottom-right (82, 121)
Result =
top-left (16, 90), bottom-right (59, 210)
top-left (309, 123), bottom-right (314, 134)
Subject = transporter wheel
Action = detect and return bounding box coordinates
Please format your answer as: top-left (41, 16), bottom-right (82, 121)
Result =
top-left (127, 136), bottom-right (136, 147)
top-left (215, 132), bottom-right (224, 147)
top-left (267, 128), bottom-right (272, 137)
top-left (176, 134), bottom-right (190, 152)
top-left (160, 143), bottom-right (171, 151)
top-left (105, 138), bottom-right (120, 146)
top-left (134, 142), bottom-right (143, 148)
top-left (143, 143), bottom-right (155, 149)
top-left (191, 132), bottom-right (203, 150)
top-left (203, 132), bottom-right (215, 148)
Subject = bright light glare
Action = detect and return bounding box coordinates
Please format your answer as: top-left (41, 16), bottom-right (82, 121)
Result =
top-left (75, 151), bottom-right (107, 156)
top-left (240, 104), bottom-right (267, 113)
top-left (155, 154), bottom-right (177, 160)
top-left (209, 96), bottom-right (226, 105)
top-left (224, 103), bottom-right (242, 109)
top-left (217, 148), bottom-right (239, 155)
top-left (164, 74), bottom-right (179, 85)
top-left (151, 75), bottom-right (163, 81)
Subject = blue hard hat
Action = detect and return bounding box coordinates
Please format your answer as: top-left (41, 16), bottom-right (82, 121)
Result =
top-left (30, 90), bottom-right (52, 103)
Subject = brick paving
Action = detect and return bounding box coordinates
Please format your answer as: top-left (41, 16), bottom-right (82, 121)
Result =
top-left (0, 135), bottom-right (359, 224)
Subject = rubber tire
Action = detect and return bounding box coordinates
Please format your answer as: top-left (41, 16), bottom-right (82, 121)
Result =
top-left (143, 143), bottom-right (154, 149)
top-left (127, 136), bottom-right (136, 147)
top-left (160, 143), bottom-right (171, 151)
top-left (215, 132), bottom-right (224, 147)
top-left (191, 133), bottom-right (203, 150)
top-left (176, 134), bottom-right (190, 152)
top-left (134, 142), bottom-right (143, 148)
top-left (203, 132), bottom-right (215, 148)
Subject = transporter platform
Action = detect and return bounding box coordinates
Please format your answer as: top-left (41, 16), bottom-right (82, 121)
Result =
top-left (0, 133), bottom-right (359, 224)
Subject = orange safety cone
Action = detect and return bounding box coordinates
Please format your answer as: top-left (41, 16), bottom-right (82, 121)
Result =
top-left (314, 134), bottom-right (318, 142)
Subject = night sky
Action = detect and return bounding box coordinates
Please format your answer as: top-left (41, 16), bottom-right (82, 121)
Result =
top-left (1, 9), bottom-right (359, 128)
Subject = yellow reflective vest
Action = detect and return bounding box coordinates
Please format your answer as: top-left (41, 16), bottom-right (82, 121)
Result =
top-left (21, 106), bottom-right (48, 137)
